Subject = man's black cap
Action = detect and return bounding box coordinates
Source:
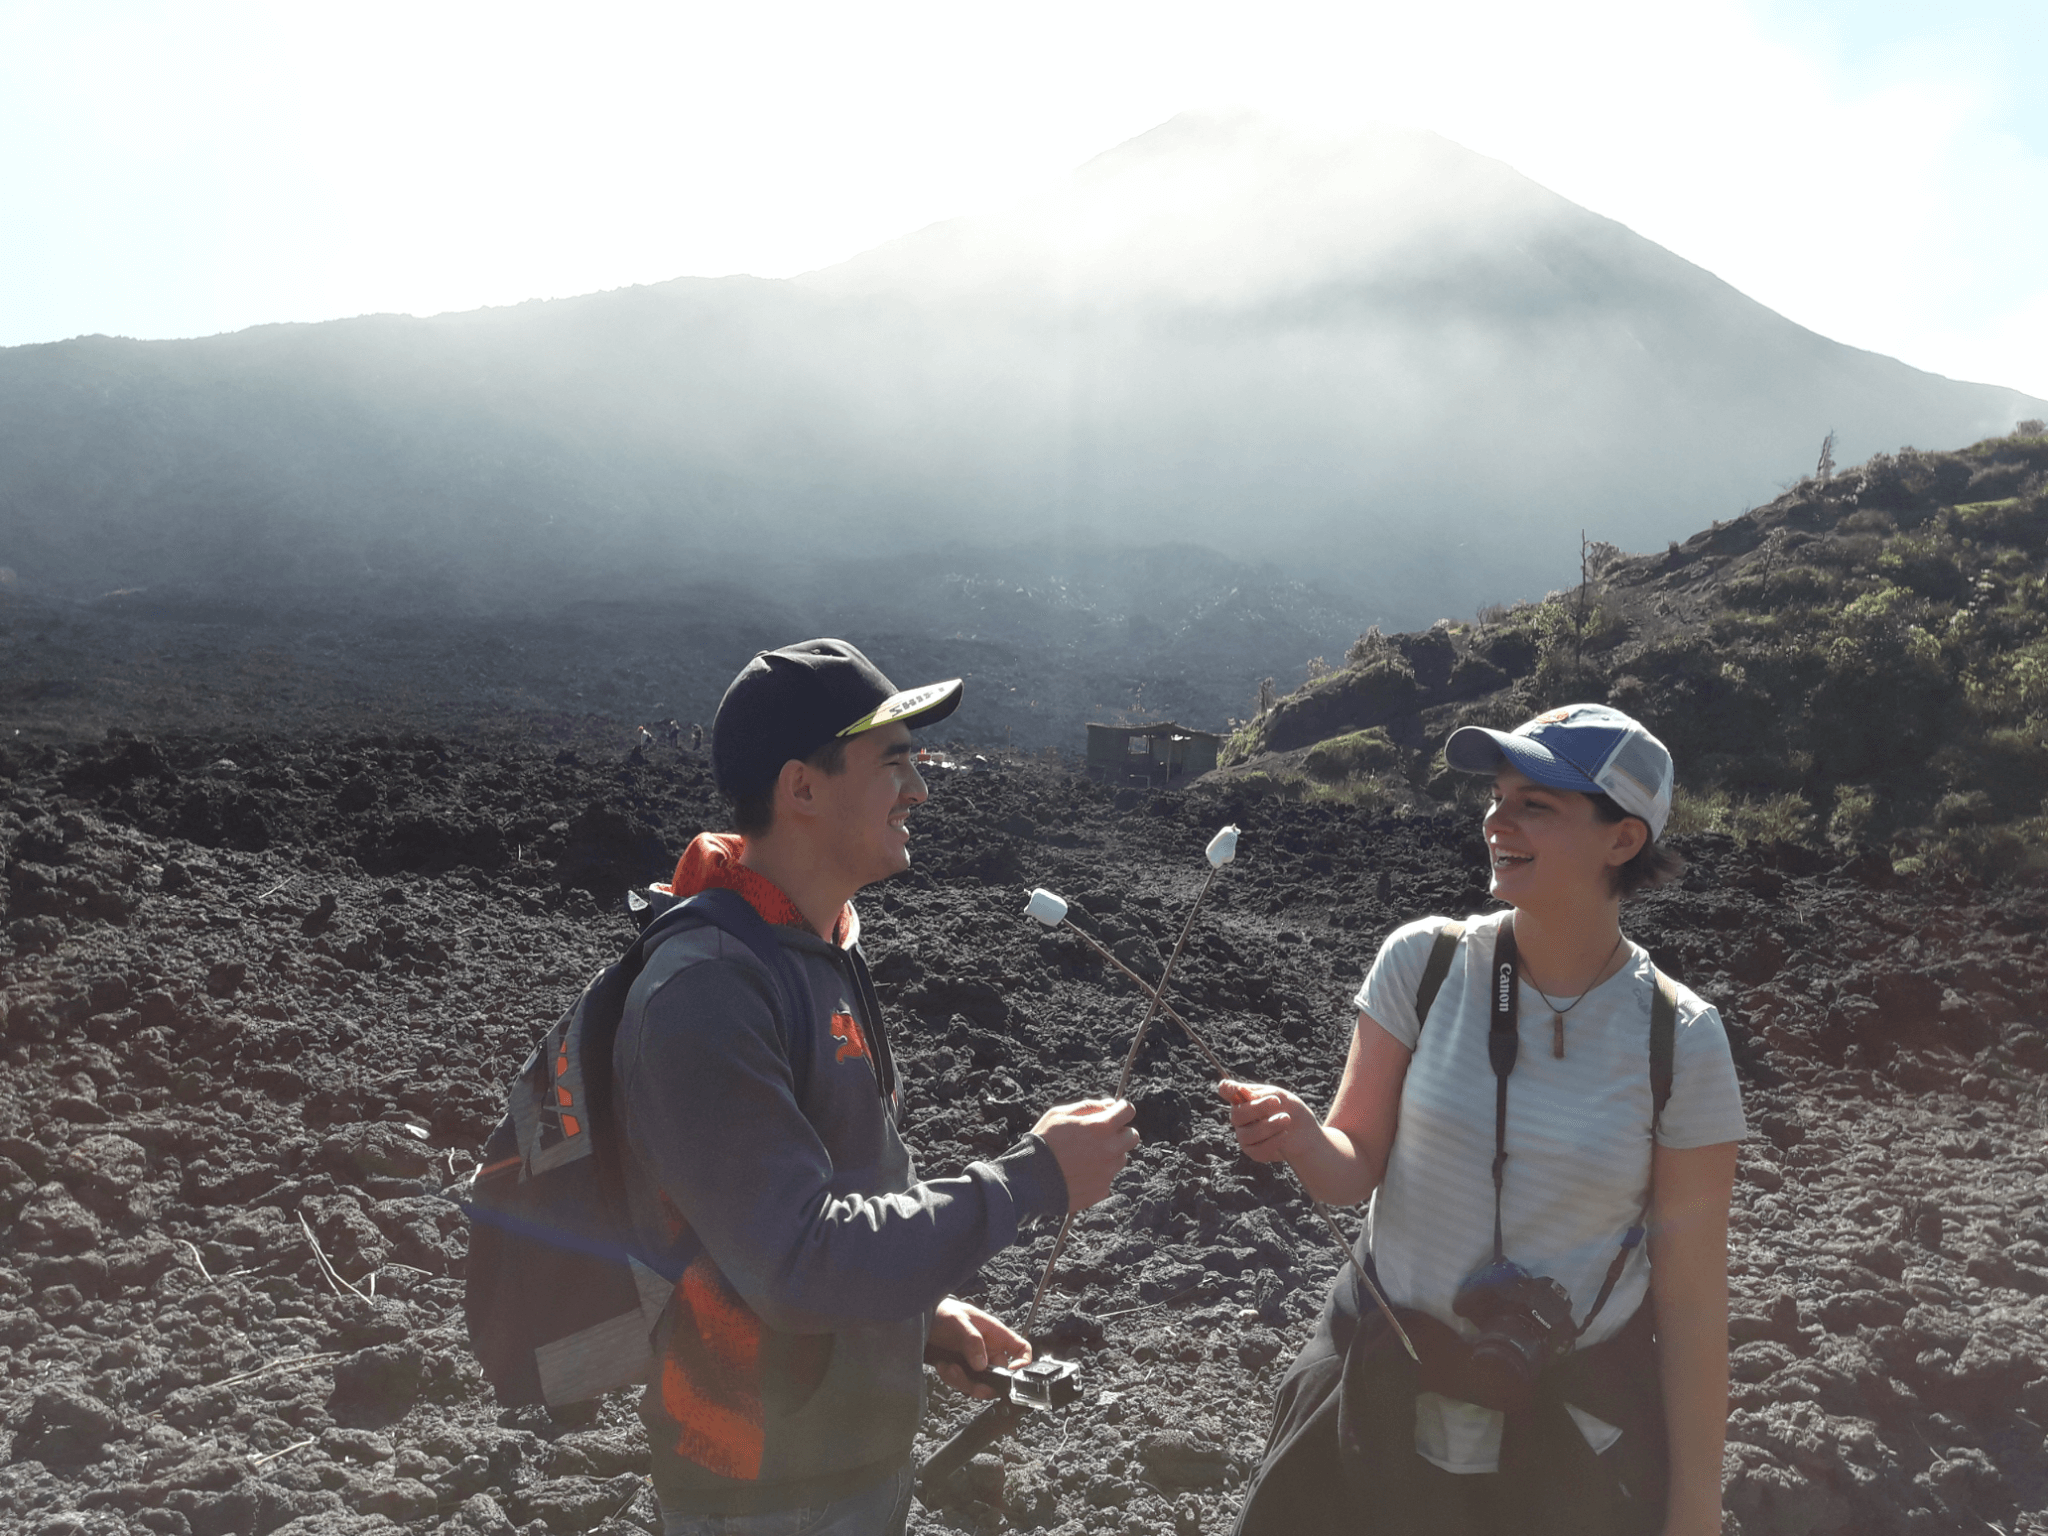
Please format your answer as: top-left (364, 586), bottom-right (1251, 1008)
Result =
top-left (711, 639), bottom-right (963, 801)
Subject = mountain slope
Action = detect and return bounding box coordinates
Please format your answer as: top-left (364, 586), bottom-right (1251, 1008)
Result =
top-left (0, 113), bottom-right (2040, 628)
top-left (1215, 426), bottom-right (2048, 882)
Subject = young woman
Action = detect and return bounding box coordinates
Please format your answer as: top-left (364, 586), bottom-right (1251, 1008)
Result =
top-left (1221, 705), bottom-right (1744, 1536)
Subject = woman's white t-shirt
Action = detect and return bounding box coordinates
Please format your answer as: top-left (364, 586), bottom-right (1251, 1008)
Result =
top-left (1353, 910), bottom-right (1747, 1474)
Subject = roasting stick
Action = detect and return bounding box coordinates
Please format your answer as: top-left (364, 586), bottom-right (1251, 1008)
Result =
top-left (1020, 831), bottom-right (1418, 1362)
top-left (1051, 916), bottom-right (1229, 1078)
top-left (1033, 900), bottom-right (1415, 1359)
top-left (1018, 837), bottom-right (1230, 1334)
top-left (1109, 860), bottom-right (1225, 1101)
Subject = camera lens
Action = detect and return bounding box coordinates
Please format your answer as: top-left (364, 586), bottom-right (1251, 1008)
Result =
top-left (1451, 1259), bottom-right (1578, 1413)
top-left (1468, 1330), bottom-right (1541, 1410)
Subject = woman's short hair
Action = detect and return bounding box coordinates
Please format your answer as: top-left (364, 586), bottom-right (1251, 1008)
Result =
top-left (1589, 792), bottom-right (1686, 895)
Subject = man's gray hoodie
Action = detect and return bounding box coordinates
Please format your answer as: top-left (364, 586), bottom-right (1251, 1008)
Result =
top-left (613, 834), bottom-right (1068, 1515)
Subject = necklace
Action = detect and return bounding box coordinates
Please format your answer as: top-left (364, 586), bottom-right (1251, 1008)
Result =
top-left (1524, 931), bottom-right (1628, 1058)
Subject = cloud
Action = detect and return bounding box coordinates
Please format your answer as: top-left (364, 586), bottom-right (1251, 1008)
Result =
top-left (0, 0), bottom-right (2042, 398)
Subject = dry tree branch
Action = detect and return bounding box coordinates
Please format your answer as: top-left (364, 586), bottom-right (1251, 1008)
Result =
top-left (214, 1352), bottom-right (343, 1390)
top-left (249, 1438), bottom-right (317, 1468)
top-left (297, 1211), bottom-right (370, 1301)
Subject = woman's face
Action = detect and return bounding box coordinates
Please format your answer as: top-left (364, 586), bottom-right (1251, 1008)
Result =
top-left (1482, 765), bottom-right (1641, 908)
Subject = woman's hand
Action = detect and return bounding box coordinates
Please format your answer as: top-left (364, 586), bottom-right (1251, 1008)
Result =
top-left (1216, 1014), bottom-right (1410, 1207)
top-left (1218, 1079), bottom-right (1317, 1164)
top-left (928, 1296), bottom-right (1030, 1400)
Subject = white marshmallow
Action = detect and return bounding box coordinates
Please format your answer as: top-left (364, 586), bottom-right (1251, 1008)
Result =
top-left (1205, 825), bottom-right (1241, 866)
top-left (1024, 888), bottom-right (1070, 926)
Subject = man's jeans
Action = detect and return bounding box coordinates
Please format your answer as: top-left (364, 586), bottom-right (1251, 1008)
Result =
top-left (661, 1463), bottom-right (913, 1536)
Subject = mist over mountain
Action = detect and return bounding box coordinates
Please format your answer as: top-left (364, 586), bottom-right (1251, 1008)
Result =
top-left (1, 111), bottom-right (2040, 637)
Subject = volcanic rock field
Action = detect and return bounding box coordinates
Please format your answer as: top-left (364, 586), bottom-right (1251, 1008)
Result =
top-left (4, 728), bottom-right (2048, 1536)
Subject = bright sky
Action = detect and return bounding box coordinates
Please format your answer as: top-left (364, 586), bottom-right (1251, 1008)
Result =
top-left (2, 0), bottom-right (2043, 399)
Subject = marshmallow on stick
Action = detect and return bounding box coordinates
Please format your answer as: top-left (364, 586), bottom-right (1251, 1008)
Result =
top-left (1018, 835), bottom-right (1418, 1361)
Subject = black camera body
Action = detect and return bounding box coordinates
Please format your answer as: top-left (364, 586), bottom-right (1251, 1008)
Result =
top-left (1451, 1258), bottom-right (1578, 1410)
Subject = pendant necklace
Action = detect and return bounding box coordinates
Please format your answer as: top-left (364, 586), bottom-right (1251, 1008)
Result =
top-left (1525, 932), bottom-right (1628, 1058)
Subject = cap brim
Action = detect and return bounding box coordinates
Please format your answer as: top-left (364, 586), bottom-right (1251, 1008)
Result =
top-left (1444, 725), bottom-right (1602, 794)
top-left (837, 678), bottom-right (963, 737)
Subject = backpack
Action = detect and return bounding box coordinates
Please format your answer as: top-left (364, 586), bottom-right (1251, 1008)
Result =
top-left (457, 887), bottom-right (810, 1408)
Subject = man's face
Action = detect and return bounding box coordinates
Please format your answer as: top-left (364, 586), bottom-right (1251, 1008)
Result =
top-left (812, 722), bottom-right (929, 887)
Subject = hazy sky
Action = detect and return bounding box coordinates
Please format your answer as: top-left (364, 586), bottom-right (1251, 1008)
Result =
top-left (3, 0), bottom-right (2043, 399)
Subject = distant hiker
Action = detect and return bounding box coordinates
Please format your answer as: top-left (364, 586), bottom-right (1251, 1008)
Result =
top-left (665, 718), bottom-right (681, 750)
top-left (690, 722), bottom-right (703, 751)
top-left (614, 639), bottom-right (1137, 1534)
top-left (1219, 705), bottom-right (1744, 1536)
top-left (638, 724), bottom-right (656, 749)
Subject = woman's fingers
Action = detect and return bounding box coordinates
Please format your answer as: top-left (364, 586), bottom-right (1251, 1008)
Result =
top-left (1218, 1082), bottom-right (1298, 1162)
top-left (1228, 1092), bottom-right (1288, 1130)
top-left (1220, 1079), bottom-right (1281, 1113)
top-left (1236, 1103), bottom-right (1290, 1136)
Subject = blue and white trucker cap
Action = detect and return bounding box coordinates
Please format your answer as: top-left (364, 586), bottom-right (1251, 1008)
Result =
top-left (1445, 704), bottom-right (1674, 840)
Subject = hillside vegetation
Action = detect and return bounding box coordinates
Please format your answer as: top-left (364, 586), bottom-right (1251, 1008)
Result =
top-left (1218, 426), bottom-right (2048, 882)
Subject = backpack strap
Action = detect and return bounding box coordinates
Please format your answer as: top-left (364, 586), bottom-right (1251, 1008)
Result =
top-left (581, 888), bottom-right (815, 1225)
top-left (1574, 961), bottom-right (1683, 1338)
top-left (1649, 966), bottom-right (1678, 1136)
top-left (1412, 921), bottom-right (1464, 1030)
top-left (650, 889), bottom-right (816, 1098)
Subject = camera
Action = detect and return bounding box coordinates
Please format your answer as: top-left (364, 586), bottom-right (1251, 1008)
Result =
top-left (1451, 1258), bottom-right (1578, 1410)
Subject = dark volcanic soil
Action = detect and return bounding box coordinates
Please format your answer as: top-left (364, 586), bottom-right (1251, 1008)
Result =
top-left (4, 729), bottom-right (2048, 1536)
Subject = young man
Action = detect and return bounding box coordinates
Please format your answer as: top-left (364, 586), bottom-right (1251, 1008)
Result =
top-left (614, 639), bottom-right (1138, 1535)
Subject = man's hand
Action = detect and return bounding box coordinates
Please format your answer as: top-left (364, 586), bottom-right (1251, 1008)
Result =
top-left (929, 1297), bottom-right (1030, 1399)
top-left (1031, 1098), bottom-right (1139, 1211)
top-left (1218, 1079), bottom-right (1315, 1165)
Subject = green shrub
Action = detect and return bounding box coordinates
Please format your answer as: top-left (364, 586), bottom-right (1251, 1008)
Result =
top-left (1233, 770), bottom-right (1305, 800)
top-left (1473, 625), bottom-right (1539, 677)
top-left (1668, 787), bottom-right (1816, 846)
top-left (1217, 727), bottom-right (1260, 769)
top-left (1447, 654), bottom-right (1509, 698)
top-left (1346, 628), bottom-right (1389, 665)
top-left (1262, 656), bottom-right (1420, 753)
top-left (1933, 790), bottom-right (1995, 830)
top-left (1303, 728), bottom-right (1402, 783)
top-left (1305, 775), bottom-right (1404, 813)
top-left (1828, 785), bottom-right (1879, 849)
top-left (1953, 497), bottom-right (2047, 550)
top-left (1965, 639), bottom-right (2048, 717)
top-left (1724, 564), bottom-right (1833, 611)
top-left (1877, 529), bottom-right (1970, 602)
top-left (1922, 813), bottom-right (2048, 884)
top-left (1976, 724), bottom-right (2048, 812)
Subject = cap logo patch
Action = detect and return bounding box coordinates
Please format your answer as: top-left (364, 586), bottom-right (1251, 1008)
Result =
top-left (837, 678), bottom-right (964, 737)
top-left (1536, 708), bottom-right (1573, 724)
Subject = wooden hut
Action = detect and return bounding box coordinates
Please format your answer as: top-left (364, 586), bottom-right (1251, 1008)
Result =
top-left (1084, 722), bottom-right (1225, 783)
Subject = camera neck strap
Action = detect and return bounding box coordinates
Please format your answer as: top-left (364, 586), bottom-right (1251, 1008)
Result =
top-left (1487, 917), bottom-right (1522, 1267)
top-left (1487, 914), bottom-right (1673, 1341)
